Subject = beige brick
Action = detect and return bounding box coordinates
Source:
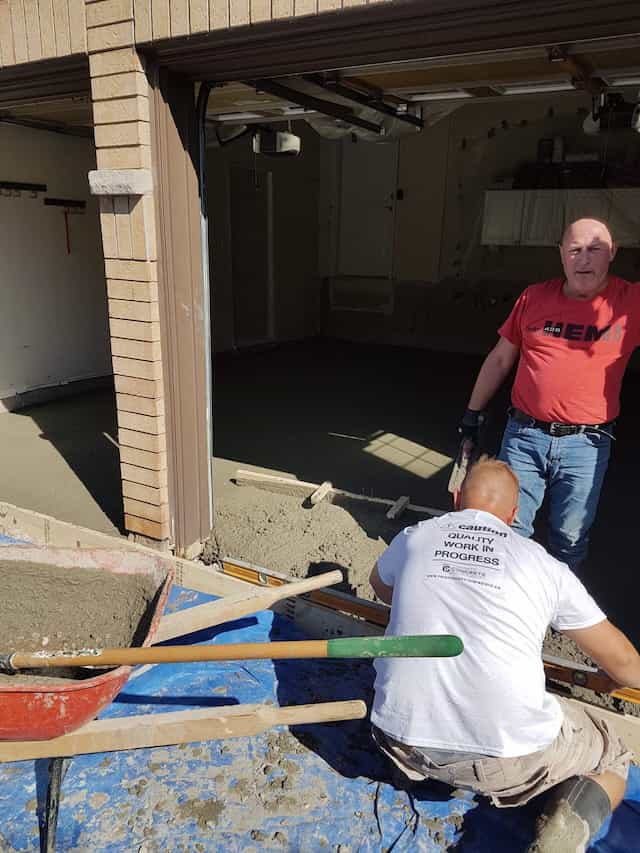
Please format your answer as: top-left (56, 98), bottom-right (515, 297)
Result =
top-left (134, 0), bottom-right (152, 41)
top-left (38, 0), bottom-right (55, 57)
top-left (189, 0), bottom-right (207, 31)
top-left (125, 514), bottom-right (170, 540)
top-left (119, 445), bottom-right (166, 469)
top-left (294, 0), bottom-right (315, 11)
top-left (91, 72), bottom-right (148, 101)
top-left (113, 356), bottom-right (162, 380)
top-left (113, 195), bottom-right (133, 259)
top-left (97, 145), bottom-right (152, 170)
top-left (117, 394), bottom-right (164, 417)
top-left (111, 337), bottom-right (162, 361)
top-left (121, 462), bottom-right (168, 488)
top-left (114, 374), bottom-right (163, 398)
top-left (210, 0), bottom-right (228, 27)
top-left (24, 0), bottom-right (42, 61)
top-left (86, 0), bottom-right (133, 28)
top-left (151, 0), bottom-right (169, 37)
top-left (0, 2), bottom-right (16, 64)
top-left (250, 0), bottom-right (270, 22)
top-left (89, 46), bottom-right (144, 76)
top-left (52, 0), bottom-right (71, 55)
top-left (129, 194), bottom-right (156, 260)
top-left (109, 318), bottom-right (160, 341)
top-left (123, 479), bottom-right (168, 504)
top-left (317, 0), bottom-right (338, 8)
top-left (170, 0), bottom-right (188, 35)
top-left (109, 298), bottom-right (159, 322)
top-left (93, 96), bottom-right (149, 125)
top-left (87, 20), bottom-right (135, 52)
top-left (107, 279), bottom-right (158, 301)
top-left (273, 0), bottom-right (293, 17)
top-left (69, 0), bottom-right (86, 52)
top-left (99, 197), bottom-right (118, 258)
top-left (105, 258), bottom-right (157, 281)
top-left (10, 0), bottom-right (28, 63)
top-left (119, 428), bottom-right (164, 451)
top-left (119, 410), bottom-right (165, 433)
top-left (94, 121), bottom-right (150, 147)
top-left (229, 0), bottom-right (249, 26)
top-left (124, 497), bottom-right (169, 522)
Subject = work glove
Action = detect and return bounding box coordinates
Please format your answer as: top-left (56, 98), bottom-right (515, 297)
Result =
top-left (457, 409), bottom-right (486, 446)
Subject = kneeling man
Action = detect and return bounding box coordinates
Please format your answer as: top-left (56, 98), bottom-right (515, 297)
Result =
top-left (370, 458), bottom-right (638, 852)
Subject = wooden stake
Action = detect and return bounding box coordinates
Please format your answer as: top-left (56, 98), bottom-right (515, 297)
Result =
top-left (155, 569), bottom-right (343, 643)
top-left (386, 496), bottom-right (410, 520)
top-left (310, 481), bottom-right (332, 506)
top-left (0, 700), bottom-right (368, 762)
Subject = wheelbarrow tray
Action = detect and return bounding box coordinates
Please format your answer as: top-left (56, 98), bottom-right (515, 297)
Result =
top-left (0, 546), bottom-right (173, 741)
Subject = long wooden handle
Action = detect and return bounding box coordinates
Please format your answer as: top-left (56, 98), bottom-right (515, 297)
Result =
top-left (155, 569), bottom-right (343, 643)
top-left (0, 700), bottom-right (368, 761)
top-left (5, 634), bottom-right (464, 670)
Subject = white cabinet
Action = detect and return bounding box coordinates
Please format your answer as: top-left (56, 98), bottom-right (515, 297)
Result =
top-left (481, 190), bottom-right (524, 245)
top-left (520, 190), bottom-right (565, 246)
top-left (609, 189), bottom-right (640, 247)
top-left (482, 188), bottom-right (640, 247)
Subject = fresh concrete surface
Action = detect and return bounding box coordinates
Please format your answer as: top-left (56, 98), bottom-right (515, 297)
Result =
top-left (1, 339), bottom-right (639, 642)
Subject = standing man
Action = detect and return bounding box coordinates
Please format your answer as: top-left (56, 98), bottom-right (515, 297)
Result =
top-left (370, 458), bottom-right (637, 853)
top-left (459, 218), bottom-right (640, 569)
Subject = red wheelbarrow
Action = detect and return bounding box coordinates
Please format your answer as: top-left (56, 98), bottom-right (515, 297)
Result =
top-left (0, 546), bottom-right (173, 742)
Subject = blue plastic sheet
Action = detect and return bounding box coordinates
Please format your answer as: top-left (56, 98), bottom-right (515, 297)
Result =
top-left (0, 539), bottom-right (638, 851)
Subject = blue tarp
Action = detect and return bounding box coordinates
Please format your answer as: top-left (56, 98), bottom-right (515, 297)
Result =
top-left (0, 539), bottom-right (638, 851)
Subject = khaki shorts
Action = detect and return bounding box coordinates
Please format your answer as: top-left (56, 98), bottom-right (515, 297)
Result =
top-left (372, 697), bottom-right (632, 807)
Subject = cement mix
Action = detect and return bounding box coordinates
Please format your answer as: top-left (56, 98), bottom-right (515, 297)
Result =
top-left (0, 560), bottom-right (158, 683)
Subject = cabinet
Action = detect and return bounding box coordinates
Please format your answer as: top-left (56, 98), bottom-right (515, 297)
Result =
top-left (482, 188), bottom-right (640, 247)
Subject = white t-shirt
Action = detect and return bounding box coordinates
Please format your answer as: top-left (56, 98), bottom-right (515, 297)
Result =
top-left (370, 508), bottom-right (605, 758)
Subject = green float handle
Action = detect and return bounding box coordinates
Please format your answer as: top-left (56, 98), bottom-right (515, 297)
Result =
top-left (327, 634), bottom-right (464, 659)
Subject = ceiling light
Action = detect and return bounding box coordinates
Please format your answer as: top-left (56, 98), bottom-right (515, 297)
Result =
top-left (212, 111), bottom-right (262, 121)
top-left (501, 82), bottom-right (575, 95)
top-left (408, 90), bottom-right (473, 102)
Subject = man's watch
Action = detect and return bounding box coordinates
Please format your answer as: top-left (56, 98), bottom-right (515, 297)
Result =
top-left (458, 409), bottom-right (486, 444)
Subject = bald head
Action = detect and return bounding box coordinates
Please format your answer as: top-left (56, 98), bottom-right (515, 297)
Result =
top-left (559, 218), bottom-right (616, 301)
top-left (459, 458), bottom-right (519, 525)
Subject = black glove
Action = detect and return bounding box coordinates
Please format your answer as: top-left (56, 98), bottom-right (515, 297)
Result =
top-left (458, 409), bottom-right (486, 445)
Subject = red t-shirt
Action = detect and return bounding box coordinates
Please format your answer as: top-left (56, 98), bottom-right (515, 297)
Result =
top-left (499, 276), bottom-right (640, 423)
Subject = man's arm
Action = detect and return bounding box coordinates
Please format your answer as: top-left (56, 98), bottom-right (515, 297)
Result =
top-left (467, 337), bottom-right (520, 411)
top-left (370, 562), bottom-right (393, 605)
top-left (563, 620), bottom-right (640, 689)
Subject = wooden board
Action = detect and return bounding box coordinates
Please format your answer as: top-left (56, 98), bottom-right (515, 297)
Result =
top-left (0, 700), bottom-right (367, 762)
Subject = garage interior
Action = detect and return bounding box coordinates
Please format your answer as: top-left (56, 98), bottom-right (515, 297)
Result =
top-left (2, 38), bottom-right (640, 638)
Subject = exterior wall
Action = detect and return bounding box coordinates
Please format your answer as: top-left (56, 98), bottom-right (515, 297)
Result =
top-left (0, 0), bottom-right (86, 66)
top-left (88, 2), bottom-right (169, 542)
top-left (0, 123), bottom-right (110, 410)
top-left (132, 0), bottom-right (371, 42)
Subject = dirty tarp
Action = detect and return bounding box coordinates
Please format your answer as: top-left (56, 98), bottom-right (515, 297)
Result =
top-left (0, 557), bottom-right (638, 850)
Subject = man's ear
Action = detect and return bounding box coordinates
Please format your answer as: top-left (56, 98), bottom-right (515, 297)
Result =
top-left (453, 489), bottom-right (462, 510)
top-left (610, 241), bottom-right (618, 262)
top-left (507, 504), bottom-right (518, 526)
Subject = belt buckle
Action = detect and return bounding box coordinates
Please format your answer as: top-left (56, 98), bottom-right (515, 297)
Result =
top-left (549, 422), bottom-right (566, 436)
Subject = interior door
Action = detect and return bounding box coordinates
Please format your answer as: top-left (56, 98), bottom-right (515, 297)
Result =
top-left (230, 167), bottom-right (274, 347)
top-left (337, 139), bottom-right (398, 278)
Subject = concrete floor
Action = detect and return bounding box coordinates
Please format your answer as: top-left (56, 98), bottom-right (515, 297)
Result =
top-left (2, 338), bottom-right (639, 641)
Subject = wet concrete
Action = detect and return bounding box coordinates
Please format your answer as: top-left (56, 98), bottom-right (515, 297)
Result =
top-left (1, 338), bottom-right (638, 642)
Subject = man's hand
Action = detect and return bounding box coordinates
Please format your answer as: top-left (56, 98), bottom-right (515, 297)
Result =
top-left (458, 409), bottom-right (486, 446)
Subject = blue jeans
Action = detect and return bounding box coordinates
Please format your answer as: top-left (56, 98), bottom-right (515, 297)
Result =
top-left (498, 416), bottom-right (611, 570)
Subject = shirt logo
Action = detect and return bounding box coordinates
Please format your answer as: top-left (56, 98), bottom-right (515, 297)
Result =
top-left (542, 320), bottom-right (622, 342)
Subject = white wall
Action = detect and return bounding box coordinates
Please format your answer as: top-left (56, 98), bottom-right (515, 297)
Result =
top-left (0, 124), bottom-right (110, 406)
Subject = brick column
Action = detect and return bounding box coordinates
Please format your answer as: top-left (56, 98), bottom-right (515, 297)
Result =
top-left (87, 0), bottom-right (170, 544)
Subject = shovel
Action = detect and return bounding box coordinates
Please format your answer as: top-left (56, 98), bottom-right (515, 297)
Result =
top-left (0, 634), bottom-right (463, 672)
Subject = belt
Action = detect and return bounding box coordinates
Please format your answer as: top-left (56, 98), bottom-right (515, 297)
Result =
top-left (508, 407), bottom-right (615, 438)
